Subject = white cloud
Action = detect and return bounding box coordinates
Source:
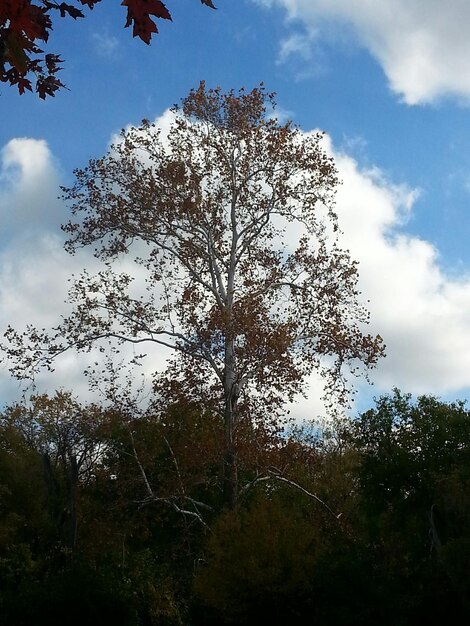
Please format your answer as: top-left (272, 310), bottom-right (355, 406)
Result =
top-left (0, 138), bottom-right (81, 401)
top-left (331, 140), bottom-right (470, 396)
top-left (92, 32), bottom-right (120, 59)
top-left (277, 32), bottom-right (314, 64)
top-left (255, 0), bottom-right (470, 104)
top-left (288, 133), bottom-right (470, 418)
top-left (0, 231), bottom-right (91, 402)
top-left (0, 225), bottom-right (172, 405)
top-left (0, 137), bottom-right (173, 405)
top-left (0, 138), bottom-right (64, 235)
top-left (275, 31), bottom-right (327, 81)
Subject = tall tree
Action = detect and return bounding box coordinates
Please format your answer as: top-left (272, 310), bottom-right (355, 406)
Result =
top-left (5, 83), bottom-right (384, 507)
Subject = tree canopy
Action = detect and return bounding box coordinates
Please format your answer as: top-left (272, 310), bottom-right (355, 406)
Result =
top-left (2, 389), bottom-right (470, 624)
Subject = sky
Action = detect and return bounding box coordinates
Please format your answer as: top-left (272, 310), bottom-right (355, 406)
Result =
top-left (2, 0), bottom-right (470, 417)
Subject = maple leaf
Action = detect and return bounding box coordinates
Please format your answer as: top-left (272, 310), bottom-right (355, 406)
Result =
top-left (17, 75), bottom-right (32, 93)
top-left (121, 0), bottom-right (171, 45)
top-left (58, 3), bottom-right (84, 19)
top-left (36, 73), bottom-right (64, 98)
top-left (45, 52), bottom-right (62, 72)
top-left (79, 0), bottom-right (102, 7)
top-left (4, 31), bottom-right (31, 73)
top-left (7, 2), bottom-right (50, 40)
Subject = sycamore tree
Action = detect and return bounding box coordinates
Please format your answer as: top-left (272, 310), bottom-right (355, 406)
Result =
top-left (4, 83), bottom-right (384, 507)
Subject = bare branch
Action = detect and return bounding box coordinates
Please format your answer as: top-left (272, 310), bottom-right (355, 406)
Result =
top-left (127, 426), bottom-right (155, 500)
top-left (240, 470), bottom-right (342, 520)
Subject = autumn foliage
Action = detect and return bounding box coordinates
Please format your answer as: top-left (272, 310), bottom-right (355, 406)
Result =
top-left (0, 0), bottom-right (216, 98)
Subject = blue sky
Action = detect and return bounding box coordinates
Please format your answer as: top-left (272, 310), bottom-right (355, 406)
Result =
top-left (2, 0), bottom-right (470, 416)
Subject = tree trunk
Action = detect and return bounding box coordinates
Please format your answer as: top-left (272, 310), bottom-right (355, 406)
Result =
top-left (67, 454), bottom-right (79, 562)
top-left (223, 398), bottom-right (238, 509)
top-left (223, 334), bottom-right (238, 509)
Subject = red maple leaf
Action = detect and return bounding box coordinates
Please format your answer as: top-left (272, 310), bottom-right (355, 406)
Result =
top-left (45, 52), bottom-right (62, 72)
top-left (121, 0), bottom-right (171, 44)
top-left (57, 3), bottom-right (84, 19)
top-left (4, 30), bottom-right (35, 73)
top-left (78, 0), bottom-right (101, 7)
top-left (17, 75), bottom-right (33, 93)
top-left (36, 73), bottom-right (64, 98)
top-left (8, 2), bottom-right (51, 41)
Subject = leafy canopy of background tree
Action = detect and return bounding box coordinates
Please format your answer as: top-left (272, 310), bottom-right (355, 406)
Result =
top-left (4, 82), bottom-right (384, 507)
top-left (3, 389), bottom-right (470, 624)
top-left (0, 0), bottom-right (216, 98)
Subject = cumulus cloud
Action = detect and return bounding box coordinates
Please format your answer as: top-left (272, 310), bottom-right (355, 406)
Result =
top-left (330, 139), bottom-right (470, 397)
top-left (255, 0), bottom-right (470, 104)
top-left (0, 138), bottom-right (96, 402)
top-left (288, 133), bottom-right (470, 418)
top-left (0, 137), bottom-right (173, 405)
top-left (0, 234), bottom-right (90, 402)
top-left (0, 138), bottom-right (65, 236)
top-left (0, 138), bottom-right (76, 333)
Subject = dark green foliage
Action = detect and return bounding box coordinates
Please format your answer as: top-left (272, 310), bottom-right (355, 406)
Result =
top-left (192, 494), bottom-right (383, 626)
top-left (346, 390), bottom-right (470, 624)
top-left (193, 495), bottom-right (321, 624)
top-left (1, 389), bottom-right (470, 624)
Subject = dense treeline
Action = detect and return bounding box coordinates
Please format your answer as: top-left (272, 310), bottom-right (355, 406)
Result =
top-left (1, 389), bottom-right (470, 624)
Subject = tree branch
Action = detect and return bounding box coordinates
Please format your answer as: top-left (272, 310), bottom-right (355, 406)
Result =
top-left (240, 470), bottom-right (342, 520)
